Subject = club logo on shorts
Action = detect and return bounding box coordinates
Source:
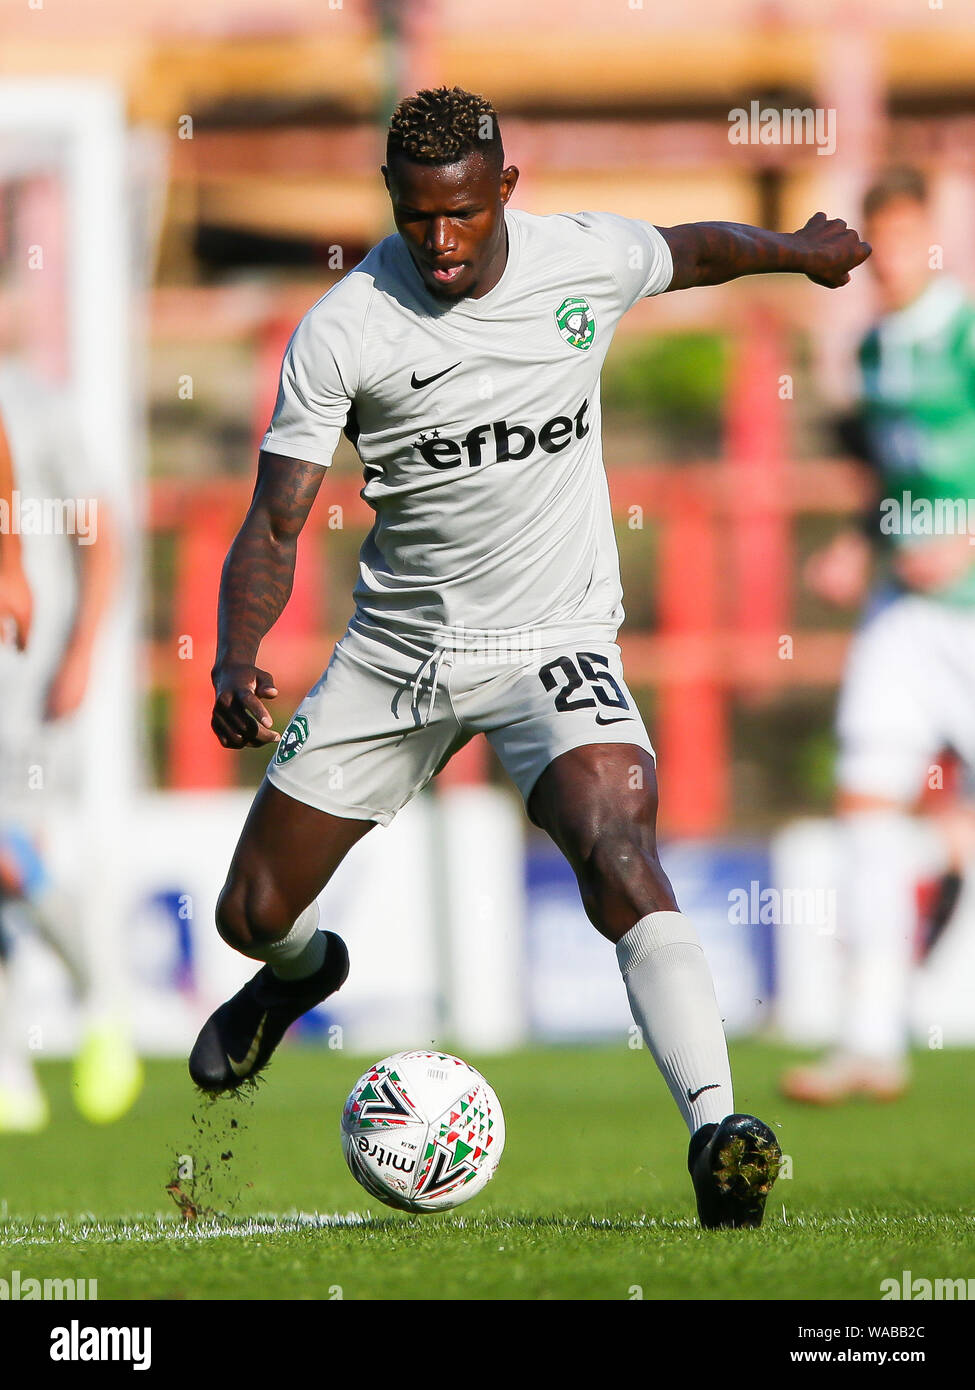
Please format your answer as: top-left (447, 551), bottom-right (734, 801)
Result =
top-left (276, 714), bottom-right (309, 764)
top-left (555, 296), bottom-right (596, 351)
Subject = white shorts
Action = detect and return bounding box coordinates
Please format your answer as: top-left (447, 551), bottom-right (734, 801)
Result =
top-left (265, 616), bottom-right (656, 826)
top-left (836, 592), bottom-right (975, 802)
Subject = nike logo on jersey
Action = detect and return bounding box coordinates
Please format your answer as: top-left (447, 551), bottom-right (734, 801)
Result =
top-left (594, 712), bottom-right (634, 725)
top-left (687, 1083), bottom-right (721, 1103)
top-left (411, 362), bottom-right (461, 389)
top-left (228, 1012), bottom-right (268, 1078)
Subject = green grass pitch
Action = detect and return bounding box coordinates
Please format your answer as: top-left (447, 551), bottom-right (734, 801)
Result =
top-left (1, 1042), bottom-right (972, 1300)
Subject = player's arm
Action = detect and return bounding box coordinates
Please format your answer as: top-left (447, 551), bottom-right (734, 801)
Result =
top-left (0, 409), bottom-right (32, 650)
top-left (211, 451), bottom-right (326, 749)
top-left (656, 212), bottom-right (870, 292)
top-left (44, 496), bottom-right (120, 720)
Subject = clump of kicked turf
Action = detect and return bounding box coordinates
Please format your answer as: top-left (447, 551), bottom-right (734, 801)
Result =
top-left (166, 1089), bottom-right (257, 1221)
top-left (165, 1174), bottom-right (208, 1223)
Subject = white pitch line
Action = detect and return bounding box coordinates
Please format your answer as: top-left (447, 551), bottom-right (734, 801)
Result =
top-left (0, 1212), bottom-right (376, 1246)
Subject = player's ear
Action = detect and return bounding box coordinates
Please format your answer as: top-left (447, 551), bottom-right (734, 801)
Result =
top-left (381, 164), bottom-right (390, 192)
top-left (499, 165), bottom-right (519, 204)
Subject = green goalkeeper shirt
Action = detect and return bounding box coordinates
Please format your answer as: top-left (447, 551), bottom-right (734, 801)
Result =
top-left (858, 275), bottom-right (975, 606)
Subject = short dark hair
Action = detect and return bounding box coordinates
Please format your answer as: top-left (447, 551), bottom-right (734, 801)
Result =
top-left (386, 86), bottom-right (504, 171)
top-left (863, 167), bottom-right (928, 220)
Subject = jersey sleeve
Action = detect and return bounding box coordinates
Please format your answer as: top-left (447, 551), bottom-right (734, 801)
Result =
top-left (260, 283), bottom-right (365, 468)
top-left (574, 211), bottom-right (674, 312)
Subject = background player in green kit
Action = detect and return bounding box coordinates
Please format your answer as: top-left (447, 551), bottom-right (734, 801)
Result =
top-left (189, 86), bottom-right (870, 1227)
top-left (784, 168), bottom-right (975, 1104)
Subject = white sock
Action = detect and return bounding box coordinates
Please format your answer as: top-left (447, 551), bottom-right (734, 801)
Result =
top-left (617, 910), bottom-right (734, 1134)
top-left (840, 811), bottom-right (917, 1062)
top-left (233, 900), bottom-right (327, 980)
top-left (0, 955), bottom-right (24, 1069)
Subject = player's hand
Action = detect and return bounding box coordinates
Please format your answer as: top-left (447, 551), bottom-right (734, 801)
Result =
top-left (0, 559), bottom-right (32, 651)
top-left (804, 530), bottom-right (872, 606)
top-left (794, 212), bottom-right (871, 288)
top-left (211, 661), bottom-right (281, 748)
top-left (43, 641), bottom-right (92, 722)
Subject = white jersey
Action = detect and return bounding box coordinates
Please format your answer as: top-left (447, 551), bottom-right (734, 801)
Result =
top-left (261, 207), bottom-right (673, 649)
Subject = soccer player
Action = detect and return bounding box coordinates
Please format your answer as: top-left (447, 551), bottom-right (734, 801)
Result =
top-left (190, 87), bottom-right (869, 1227)
top-left (0, 338), bottom-right (142, 1131)
top-left (782, 168), bottom-right (975, 1104)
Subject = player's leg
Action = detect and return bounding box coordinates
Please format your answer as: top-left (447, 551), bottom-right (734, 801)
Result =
top-left (527, 743), bottom-right (780, 1228)
top-left (0, 859), bottom-right (50, 1132)
top-left (527, 743), bottom-right (731, 1128)
top-left (1, 696), bottom-right (144, 1123)
top-left (1, 841), bottom-right (144, 1124)
top-left (189, 782), bottom-right (374, 1091)
top-left (782, 597), bottom-right (942, 1104)
top-left (214, 780), bottom-right (374, 968)
top-left (191, 623), bottom-right (467, 1092)
top-left (781, 786), bottom-right (918, 1104)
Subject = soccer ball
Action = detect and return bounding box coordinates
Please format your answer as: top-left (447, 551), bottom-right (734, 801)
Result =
top-left (341, 1050), bottom-right (505, 1213)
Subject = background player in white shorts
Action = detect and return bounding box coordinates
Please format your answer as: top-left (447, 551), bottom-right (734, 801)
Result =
top-left (0, 334), bottom-right (142, 1132)
top-left (190, 86), bottom-right (870, 1228)
top-left (783, 169), bottom-right (975, 1104)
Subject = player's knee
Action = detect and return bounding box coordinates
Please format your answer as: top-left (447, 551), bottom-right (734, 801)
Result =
top-left (581, 826), bottom-right (676, 917)
top-left (215, 874), bottom-right (293, 953)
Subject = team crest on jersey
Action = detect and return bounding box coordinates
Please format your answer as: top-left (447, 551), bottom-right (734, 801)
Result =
top-left (275, 714), bottom-right (309, 764)
top-left (555, 296), bottom-right (596, 351)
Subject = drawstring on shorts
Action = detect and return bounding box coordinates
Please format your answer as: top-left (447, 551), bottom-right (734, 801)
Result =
top-left (408, 646), bottom-right (448, 726)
